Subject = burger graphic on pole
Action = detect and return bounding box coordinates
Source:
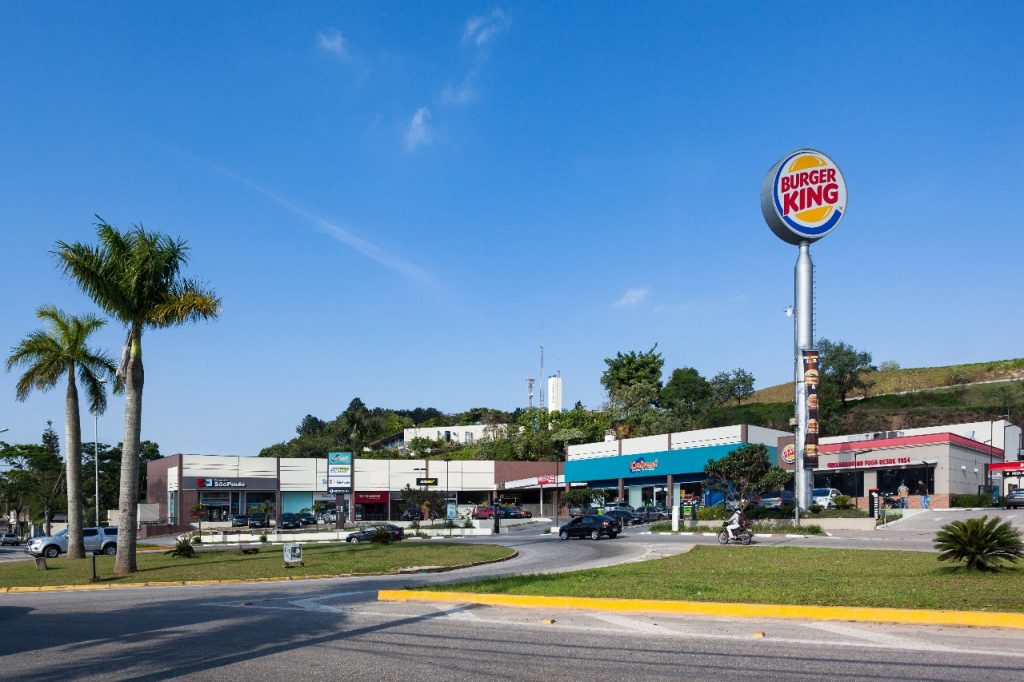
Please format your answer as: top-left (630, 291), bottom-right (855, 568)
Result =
top-left (804, 368), bottom-right (819, 387)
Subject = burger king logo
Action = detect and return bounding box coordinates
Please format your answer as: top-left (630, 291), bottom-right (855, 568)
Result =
top-left (761, 149), bottom-right (847, 245)
top-left (781, 444), bottom-right (796, 465)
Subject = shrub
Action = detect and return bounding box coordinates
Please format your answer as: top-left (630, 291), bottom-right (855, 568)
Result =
top-left (934, 516), bottom-right (1024, 570)
top-left (442, 518), bottom-right (456, 529)
top-left (834, 495), bottom-right (851, 510)
top-left (697, 505), bottom-right (727, 521)
top-left (371, 527), bottom-right (393, 544)
top-left (951, 494), bottom-right (993, 508)
top-left (258, 533), bottom-right (267, 543)
top-left (167, 537), bottom-right (196, 558)
top-left (461, 518), bottom-right (474, 529)
top-left (408, 520), bottom-right (420, 531)
top-left (650, 522), bottom-right (672, 532)
top-left (808, 504), bottom-right (823, 515)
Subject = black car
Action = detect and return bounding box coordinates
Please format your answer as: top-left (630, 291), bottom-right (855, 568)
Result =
top-left (230, 514), bottom-right (248, 528)
top-left (1005, 489), bottom-right (1024, 509)
top-left (346, 524), bottom-right (405, 543)
top-left (299, 512), bottom-right (317, 525)
top-left (248, 512), bottom-right (269, 528)
top-left (279, 513), bottom-right (301, 530)
top-left (558, 514), bottom-right (621, 541)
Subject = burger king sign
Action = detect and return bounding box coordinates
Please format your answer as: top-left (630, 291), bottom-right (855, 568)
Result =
top-left (761, 149), bottom-right (847, 245)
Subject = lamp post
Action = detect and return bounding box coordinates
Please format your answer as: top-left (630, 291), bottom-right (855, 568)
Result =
top-left (444, 458), bottom-right (451, 537)
top-left (94, 378), bottom-right (106, 526)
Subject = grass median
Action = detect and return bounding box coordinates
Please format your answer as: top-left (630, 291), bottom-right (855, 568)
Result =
top-left (426, 545), bottom-right (1023, 612)
top-left (1, 542), bottom-right (514, 588)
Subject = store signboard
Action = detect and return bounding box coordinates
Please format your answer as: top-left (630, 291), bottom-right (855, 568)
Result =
top-left (802, 349), bottom-right (820, 467)
top-left (761, 149), bottom-right (847, 245)
top-left (447, 501), bottom-right (457, 521)
top-left (328, 452), bottom-right (352, 494)
top-left (355, 492), bottom-right (388, 504)
top-left (182, 477), bottom-right (276, 490)
top-left (283, 544), bottom-right (303, 566)
top-left (416, 477), bottom-right (438, 486)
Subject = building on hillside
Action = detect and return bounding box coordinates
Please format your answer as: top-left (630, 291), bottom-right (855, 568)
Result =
top-left (565, 425), bottom-right (791, 507)
top-left (365, 424), bottom-right (506, 453)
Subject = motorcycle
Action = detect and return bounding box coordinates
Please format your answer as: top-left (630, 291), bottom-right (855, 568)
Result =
top-left (718, 521), bottom-right (753, 545)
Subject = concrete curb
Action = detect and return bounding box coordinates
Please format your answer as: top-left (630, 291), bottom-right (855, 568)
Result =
top-left (377, 590), bottom-right (1024, 630)
top-left (1, 548), bottom-right (518, 594)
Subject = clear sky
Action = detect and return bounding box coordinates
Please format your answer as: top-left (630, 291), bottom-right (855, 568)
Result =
top-left (2, 3), bottom-right (1022, 456)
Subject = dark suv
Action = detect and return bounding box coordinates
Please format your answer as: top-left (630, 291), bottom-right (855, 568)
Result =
top-left (558, 514), bottom-right (621, 541)
top-left (279, 513), bottom-right (301, 529)
top-left (248, 513), bottom-right (269, 529)
top-left (1005, 489), bottom-right (1024, 509)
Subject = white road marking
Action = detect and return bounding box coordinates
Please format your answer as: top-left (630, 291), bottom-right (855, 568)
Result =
top-left (588, 612), bottom-right (679, 636)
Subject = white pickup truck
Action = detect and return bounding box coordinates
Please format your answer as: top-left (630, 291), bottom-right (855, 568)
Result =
top-left (25, 527), bottom-right (118, 558)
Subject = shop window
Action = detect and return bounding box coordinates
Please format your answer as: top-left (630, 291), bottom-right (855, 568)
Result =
top-left (813, 471), bottom-right (864, 498)
top-left (465, 432), bottom-right (473, 444)
top-left (878, 467), bottom-right (934, 496)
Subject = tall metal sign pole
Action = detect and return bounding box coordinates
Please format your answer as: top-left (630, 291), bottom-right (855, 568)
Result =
top-left (761, 149), bottom-right (847, 511)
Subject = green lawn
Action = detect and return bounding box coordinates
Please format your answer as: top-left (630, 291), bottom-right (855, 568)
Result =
top-left (427, 546), bottom-right (1024, 612)
top-left (1, 542), bottom-right (514, 588)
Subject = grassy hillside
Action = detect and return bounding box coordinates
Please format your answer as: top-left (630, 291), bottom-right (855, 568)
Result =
top-left (748, 358), bottom-right (1024, 405)
top-left (722, 380), bottom-right (1024, 436)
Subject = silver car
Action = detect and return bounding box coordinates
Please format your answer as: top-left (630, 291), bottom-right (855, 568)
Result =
top-left (26, 527), bottom-right (118, 558)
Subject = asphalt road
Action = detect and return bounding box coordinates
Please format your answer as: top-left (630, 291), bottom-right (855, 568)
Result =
top-left (2, 513), bottom-right (1023, 681)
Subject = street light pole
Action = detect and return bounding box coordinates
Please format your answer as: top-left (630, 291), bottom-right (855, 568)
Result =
top-left (94, 377), bottom-right (106, 526)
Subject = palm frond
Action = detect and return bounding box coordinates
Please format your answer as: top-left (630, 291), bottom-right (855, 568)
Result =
top-left (147, 281), bottom-right (221, 327)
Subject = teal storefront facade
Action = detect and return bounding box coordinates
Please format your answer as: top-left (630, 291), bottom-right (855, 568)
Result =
top-left (564, 425), bottom-right (789, 507)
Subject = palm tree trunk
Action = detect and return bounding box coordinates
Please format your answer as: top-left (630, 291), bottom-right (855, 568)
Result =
top-left (114, 330), bottom-right (143, 575)
top-left (65, 365), bottom-right (85, 559)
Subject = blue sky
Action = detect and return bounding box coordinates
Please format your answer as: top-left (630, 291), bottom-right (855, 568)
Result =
top-left (2, 3), bottom-right (1022, 456)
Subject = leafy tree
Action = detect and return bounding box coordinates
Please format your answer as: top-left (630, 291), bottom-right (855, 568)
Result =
top-left (601, 345), bottom-right (664, 399)
top-left (1, 425), bottom-right (66, 536)
top-left (818, 338), bottom-right (874, 403)
top-left (661, 367), bottom-right (711, 414)
top-left (296, 415), bottom-right (326, 438)
top-left (710, 368), bottom-right (756, 406)
top-left (6, 305), bottom-right (115, 557)
top-left (398, 483), bottom-right (444, 518)
top-left (81, 441), bottom-right (117, 523)
top-left (934, 516), bottom-right (1023, 570)
top-left (56, 219), bottom-right (220, 574)
top-left (558, 488), bottom-right (609, 512)
top-left (703, 443), bottom-right (791, 502)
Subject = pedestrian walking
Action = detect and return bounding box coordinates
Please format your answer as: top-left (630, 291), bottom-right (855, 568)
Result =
top-left (916, 480), bottom-right (930, 509)
top-left (897, 482), bottom-right (909, 509)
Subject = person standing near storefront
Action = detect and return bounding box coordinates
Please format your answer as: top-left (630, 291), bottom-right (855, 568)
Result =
top-left (916, 480), bottom-right (930, 509)
top-left (897, 482), bottom-right (909, 509)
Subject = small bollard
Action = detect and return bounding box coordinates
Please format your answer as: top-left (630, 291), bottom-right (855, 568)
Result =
top-left (90, 554), bottom-right (100, 582)
top-left (34, 557), bottom-right (48, 571)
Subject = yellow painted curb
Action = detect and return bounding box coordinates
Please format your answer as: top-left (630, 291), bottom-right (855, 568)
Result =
top-left (376, 590), bottom-right (1024, 630)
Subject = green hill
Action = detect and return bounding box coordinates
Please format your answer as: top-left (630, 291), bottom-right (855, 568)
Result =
top-left (748, 358), bottom-right (1024, 405)
top-left (725, 372), bottom-right (1024, 437)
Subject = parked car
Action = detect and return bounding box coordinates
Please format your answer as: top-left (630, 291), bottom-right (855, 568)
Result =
top-left (25, 526), bottom-right (118, 558)
top-left (299, 512), bottom-right (317, 525)
top-left (230, 515), bottom-right (248, 528)
top-left (248, 512), bottom-right (269, 529)
top-left (605, 509), bottom-right (641, 527)
top-left (279, 513), bottom-right (301, 530)
top-left (635, 505), bottom-right (669, 521)
top-left (725, 494), bottom-right (760, 511)
top-left (1005, 489), bottom-right (1024, 509)
top-left (471, 505), bottom-right (495, 520)
top-left (320, 511), bottom-right (337, 523)
top-left (1, 532), bottom-right (20, 546)
top-left (604, 502), bottom-right (635, 513)
top-left (558, 514), bottom-right (621, 540)
top-left (513, 507), bottom-right (533, 518)
top-left (346, 524), bottom-right (405, 543)
top-left (759, 491), bottom-right (796, 509)
top-left (497, 506), bottom-right (520, 519)
top-left (812, 488), bottom-right (843, 508)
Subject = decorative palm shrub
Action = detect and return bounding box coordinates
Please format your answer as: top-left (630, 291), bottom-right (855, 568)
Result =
top-left (833, 495), bottom-right (851, 510)
top-left (934, 516), bottom-right (1024, 570)
top-left (167, 536), bottom-right (196, 558)
top-left (371, 527), bottom-right (393, 544)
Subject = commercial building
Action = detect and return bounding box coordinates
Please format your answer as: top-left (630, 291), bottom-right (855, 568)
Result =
top-left (366, 424), bottom-right (505, 452)
top-left (147, 454), bottom-right (560, 527)
top-left (565, 425), bottom-right (791, 507)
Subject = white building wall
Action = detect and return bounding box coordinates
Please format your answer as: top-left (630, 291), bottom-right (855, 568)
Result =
top-left (567, 440), bottom-right (619, 461)
top-left (167, 466), bottom-right (178, 492)
top-left (182, 455), bottom-right (240, 477)
top-left (404, 424), bottom-right (501, 446)
top-left (669, 425), bottom-right (744, 450)
top-left (746, 425), bottom-right (793, 448)
top-left (279, 458), bottom-right (318, 491)
top-left (621, 434), bottom-right (670, 455)
top-left (354, 459), bottom-right (391, 491)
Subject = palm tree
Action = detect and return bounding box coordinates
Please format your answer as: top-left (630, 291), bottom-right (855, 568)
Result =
top-left (56, 220), bottom-right (220, 574)
top-left (934, 516), bottom-right (1024, 570)
top-left (6, 306), bottom-right (116, 559)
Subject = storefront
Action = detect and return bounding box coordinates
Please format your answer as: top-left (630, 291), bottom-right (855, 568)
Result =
top-left (809, 431), bottom-right (1003, 509)
top-left (565, 425), bottom-right (790, 506)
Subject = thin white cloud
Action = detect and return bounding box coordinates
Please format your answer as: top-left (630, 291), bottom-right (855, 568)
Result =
top-left (614, 287), bottom-right (650, 308)
top-left (317, 29), bottom-right (348, 58)
top-left (463, 9), bottom-right (508, 46)
top-left (187, 155), bottom-right (433, 286)
top-left (442, 75), bottom-right (478, 105)
top-left (404, 107), bottom-right (433, 151)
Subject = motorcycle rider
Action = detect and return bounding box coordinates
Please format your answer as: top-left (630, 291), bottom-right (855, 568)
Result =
top-left (726, 500), bottom-right (747, 541)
